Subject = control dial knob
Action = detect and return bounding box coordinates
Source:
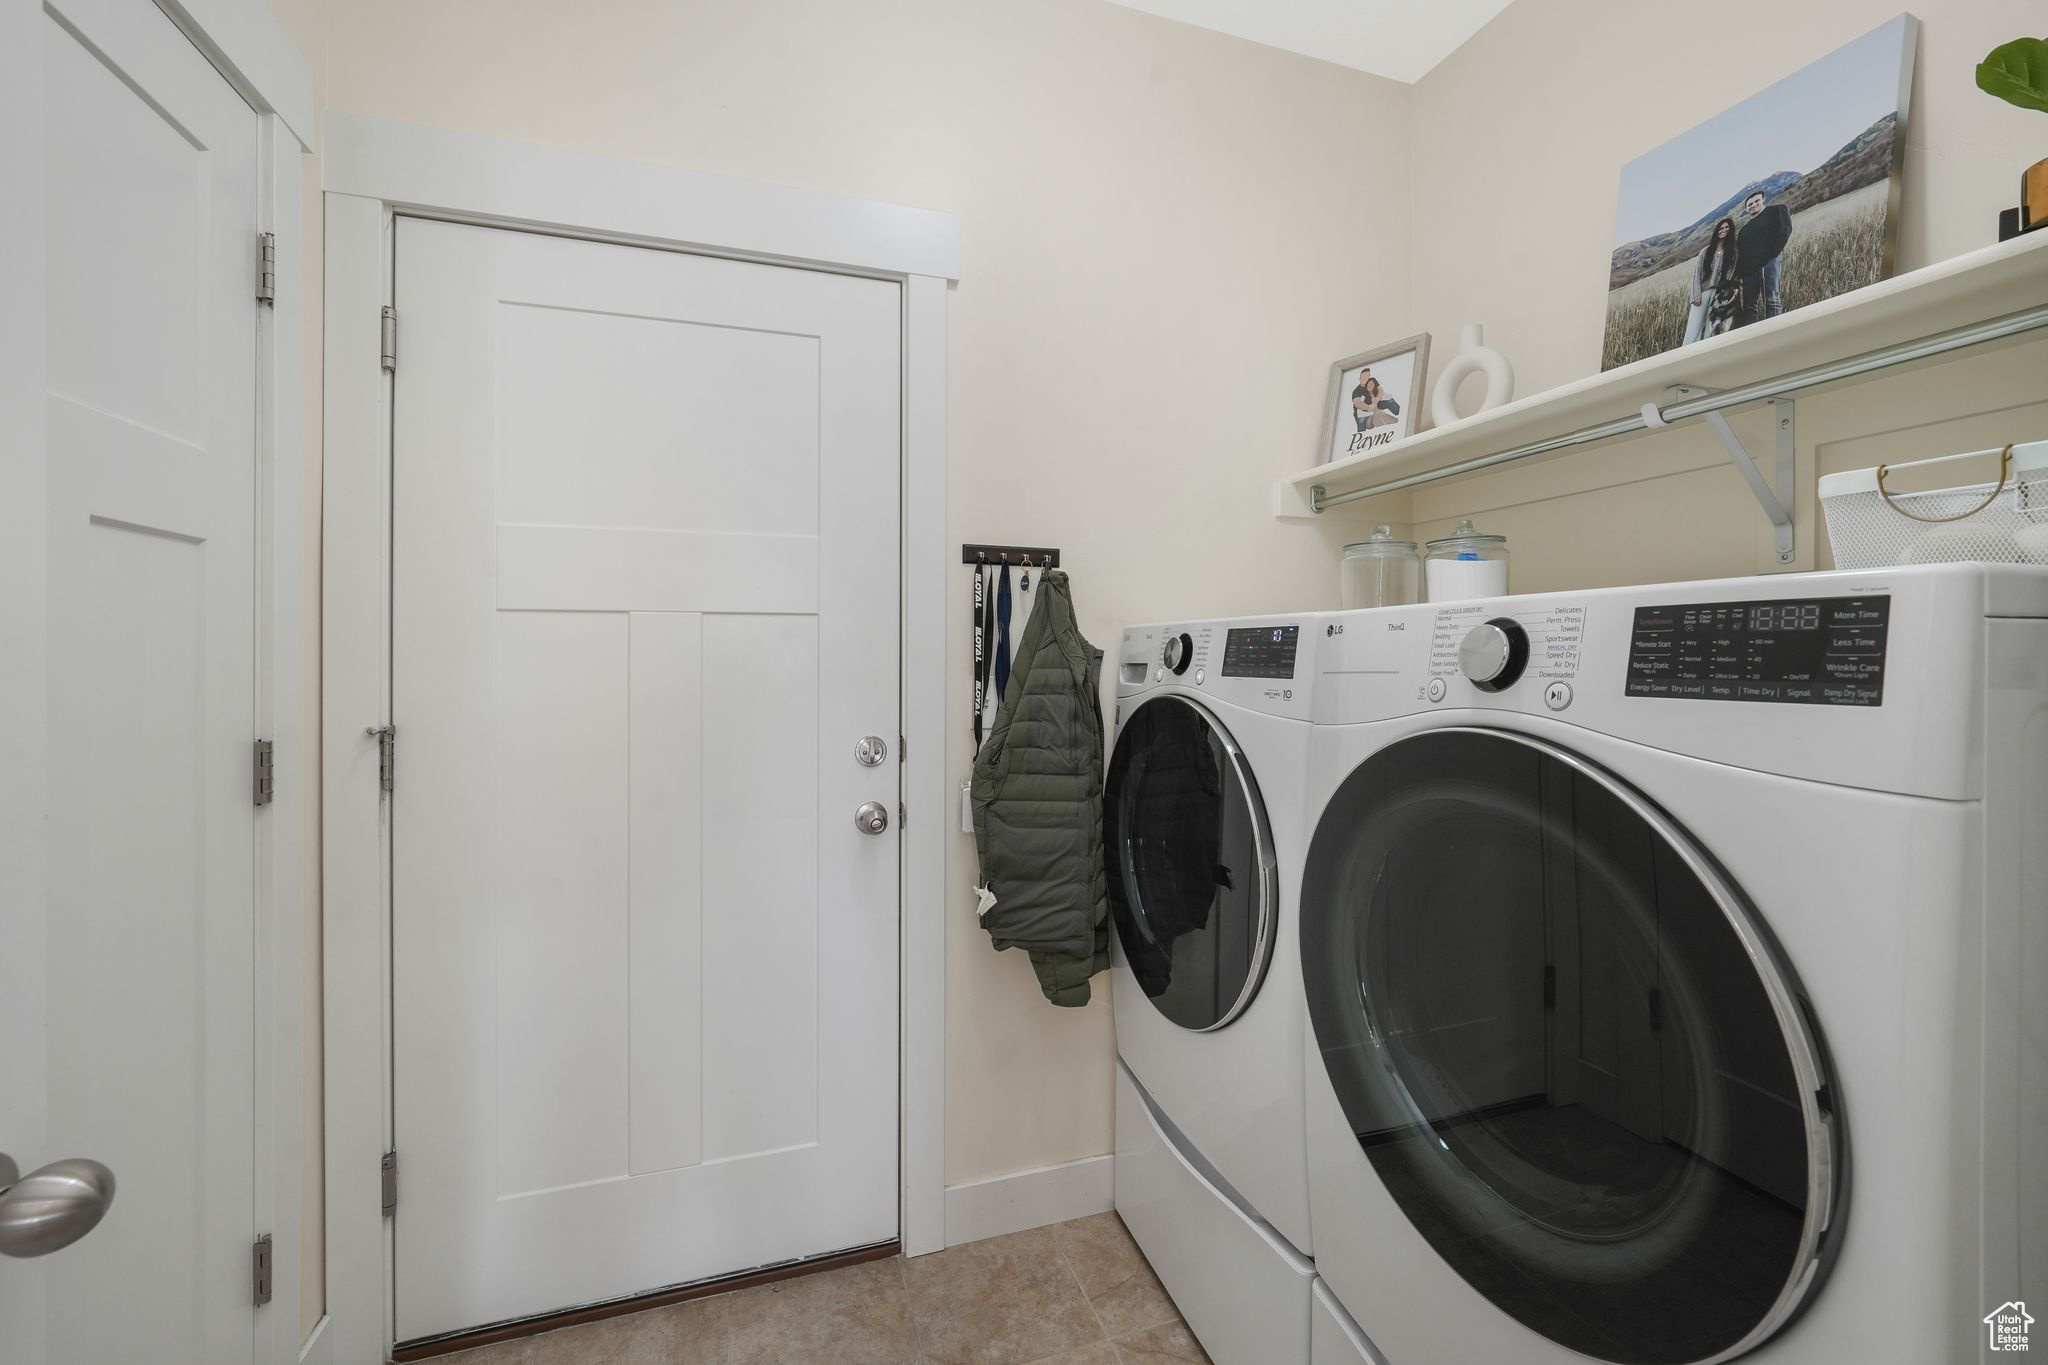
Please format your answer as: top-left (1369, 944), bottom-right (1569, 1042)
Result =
top-left (1458, 618), bottom-right (1530, 692)
top-left (1162, 632), bottom-right (1194, 675)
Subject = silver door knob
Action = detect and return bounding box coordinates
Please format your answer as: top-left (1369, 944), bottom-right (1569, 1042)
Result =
top-left (0, 1152), bottom-right (117, 1258)
top-left (855, 801), bottom-right (890, 835)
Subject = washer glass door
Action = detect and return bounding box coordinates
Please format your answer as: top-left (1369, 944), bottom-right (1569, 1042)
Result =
top-left (1300, 728), bottom-right (1839, 1365)
top-left (1106, 696), bottom-right (1277, 1032)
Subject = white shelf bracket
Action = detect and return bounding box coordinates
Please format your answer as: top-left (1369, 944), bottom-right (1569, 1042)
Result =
top-left (1696, 397), bottom-right (1797, 566)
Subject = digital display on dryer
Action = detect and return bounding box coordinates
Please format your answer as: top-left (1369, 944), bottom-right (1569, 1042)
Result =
top-left (1626, 595), bottom-right (1889, 705)
top-left (1221, 625), bottom-right (1299, 679)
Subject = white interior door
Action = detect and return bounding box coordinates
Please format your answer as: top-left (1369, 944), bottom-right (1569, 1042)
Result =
top-left (1, 3), bottom-right (262, 1363)
top-left (390, 218), bottom-right (903, 1341)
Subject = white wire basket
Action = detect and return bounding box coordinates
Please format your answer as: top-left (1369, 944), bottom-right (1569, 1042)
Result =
top-left (1819, 440), bottom-right (2048, 570)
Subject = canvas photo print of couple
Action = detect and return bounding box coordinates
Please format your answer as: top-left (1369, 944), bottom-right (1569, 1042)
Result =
top-left (1601, 15), bottom-right (1917, 371)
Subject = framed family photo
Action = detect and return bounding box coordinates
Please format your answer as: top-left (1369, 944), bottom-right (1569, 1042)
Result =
top-left (1601, 14), bottom-right (1918, 370)
top-left (1322, 333), bottom-right (1432, 464)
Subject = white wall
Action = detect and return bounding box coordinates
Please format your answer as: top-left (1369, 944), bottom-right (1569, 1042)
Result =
top-left (1389, 0), bottom-right (2048, 590)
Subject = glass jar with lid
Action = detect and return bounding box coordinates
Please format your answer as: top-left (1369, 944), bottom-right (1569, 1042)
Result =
top-left (1424, 518), bottom-right (1509, 601)
top-left (1341, 526), bottom-right (1421, 610)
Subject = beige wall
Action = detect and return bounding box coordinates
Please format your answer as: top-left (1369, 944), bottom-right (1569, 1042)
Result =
top-left (261, 3), bottom-right (1407, 1324)
top-left (1389, 0), bottom-right (2048, 591)
top-left (252, 0), bottom-right (2048, 1340)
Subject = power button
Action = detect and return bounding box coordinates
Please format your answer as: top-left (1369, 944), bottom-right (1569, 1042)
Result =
top-left (1544, 682), bottom-right (1574, 711)
top-left (1426, 677), bottom-right (1448, 703)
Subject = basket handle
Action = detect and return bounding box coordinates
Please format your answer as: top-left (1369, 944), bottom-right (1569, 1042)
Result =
top-left (1876, 444), bottom-right (2013, 524)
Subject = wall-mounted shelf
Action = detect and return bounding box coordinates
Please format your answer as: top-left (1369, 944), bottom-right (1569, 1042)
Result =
top-left (1275, 229), bottom-right (2048, 522)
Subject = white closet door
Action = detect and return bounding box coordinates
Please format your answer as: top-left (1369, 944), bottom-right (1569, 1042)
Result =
top-left (12, 3), bottom-right (262, 1363)
top-left (390, 219), bottom-right (903, 1341)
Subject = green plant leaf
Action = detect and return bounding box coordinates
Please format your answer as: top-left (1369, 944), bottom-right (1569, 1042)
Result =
top-left (1978, 37), bottom-right (2048, 114)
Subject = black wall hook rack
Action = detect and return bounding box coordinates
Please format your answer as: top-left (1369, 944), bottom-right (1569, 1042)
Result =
top-left (961, 544), bottom-right (1061, 568)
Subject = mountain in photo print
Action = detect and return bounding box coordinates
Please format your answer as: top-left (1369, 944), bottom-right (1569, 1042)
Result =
top-left (1601, 15), bottom-right (1916, 371)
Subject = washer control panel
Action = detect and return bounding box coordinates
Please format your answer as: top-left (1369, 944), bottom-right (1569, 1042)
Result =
top-left (1221, 624), bottom-right (1300, 679)
top-left (1117, 619), bottom-right (1313, 719)
top-left (1625, 595), bottom-right (1890, 706)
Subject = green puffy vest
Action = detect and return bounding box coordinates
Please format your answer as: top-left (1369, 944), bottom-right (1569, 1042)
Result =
top-left (970, 570), bottom-right (1110, 1006)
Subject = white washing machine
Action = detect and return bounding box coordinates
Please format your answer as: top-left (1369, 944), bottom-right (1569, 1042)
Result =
top-left (1108, 614), bottom-right (1319, 1365)
top-left (1299, 563), bottom-right (2048, 1365)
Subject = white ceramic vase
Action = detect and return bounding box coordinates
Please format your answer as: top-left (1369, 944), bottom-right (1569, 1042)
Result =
top-left (1430, 323), bottom-right (1515, 428)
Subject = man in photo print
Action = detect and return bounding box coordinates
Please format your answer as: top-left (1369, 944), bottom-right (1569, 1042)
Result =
top-left (1733, 189), bottom-right (1793, 328)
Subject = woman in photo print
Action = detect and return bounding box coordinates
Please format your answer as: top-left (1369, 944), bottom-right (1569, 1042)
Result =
top-left (1362, 376), bottom-right (1401, 428)
top-left (1682, 216), bottom-right (1741, 345)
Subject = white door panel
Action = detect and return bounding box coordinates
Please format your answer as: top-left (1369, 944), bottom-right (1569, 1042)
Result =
top-left (391, 219), bottom-right (901, 1340)
top-left (18, 2), bottom-right (261, 1362)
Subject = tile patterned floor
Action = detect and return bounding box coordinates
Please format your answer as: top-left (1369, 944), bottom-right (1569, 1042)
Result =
top-left (432, 1212), bottom-right (1211, 1365)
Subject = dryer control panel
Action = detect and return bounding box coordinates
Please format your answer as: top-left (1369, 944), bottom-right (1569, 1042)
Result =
top-left (1625, 594), bottom-right (1890, 706)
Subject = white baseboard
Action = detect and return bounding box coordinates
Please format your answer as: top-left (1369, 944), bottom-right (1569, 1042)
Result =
top-left (942, 1154), bottom-right (1115, 1249)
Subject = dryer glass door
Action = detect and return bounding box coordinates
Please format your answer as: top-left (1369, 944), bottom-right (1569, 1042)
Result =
top-left (1300, 728), bottom-right (1839, 1365)
top-left (1106, 696), bottom-right (1277, 1032)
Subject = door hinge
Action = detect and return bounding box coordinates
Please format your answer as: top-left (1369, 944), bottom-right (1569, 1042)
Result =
top-left (898, 801), bottom-right (907, 830)
top-left (365, 725), bottom-right (396, 792)
top-left (256, 232), bottom-right (276, 305)
top-left (899, 734), bottom-right (906, 762)
top-left (380, 305), bottom-right (398, 372)
top-left (252, 738), bottom-right (275, 807)
top-left (1647, 986), bottom-right (1663, 1032)
top-left (381, 1150), bottom-right (398, 1217)
top-left (251, 1233), bottom-right (273, 1306)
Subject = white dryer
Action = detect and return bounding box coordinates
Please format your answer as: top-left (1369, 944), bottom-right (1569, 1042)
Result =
top-left (1299, 563), bottom-right (2048, 1365)
top-left (1108, 614), bottom-right (1319, 1365)
top-left (1313, 1279), bottom-right (1389, 1365)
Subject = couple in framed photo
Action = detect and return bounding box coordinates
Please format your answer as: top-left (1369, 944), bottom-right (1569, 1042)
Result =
top-left (1321, 334), bottom-right (1430, 464)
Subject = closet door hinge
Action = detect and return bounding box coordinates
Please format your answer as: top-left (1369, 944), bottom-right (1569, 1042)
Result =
top-left (252, 738), bottom-right (275, 807)
top-left (365, 725), bottom-right (396, 792)
top-left (251, 1233), bottom-right (274, 1306)
top-left (256, 232), bottom-right (276, 305)
top-left (381, 1150), bottom-right (398, 1217)
top-left (380, 305), bottom-right (398, 372)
